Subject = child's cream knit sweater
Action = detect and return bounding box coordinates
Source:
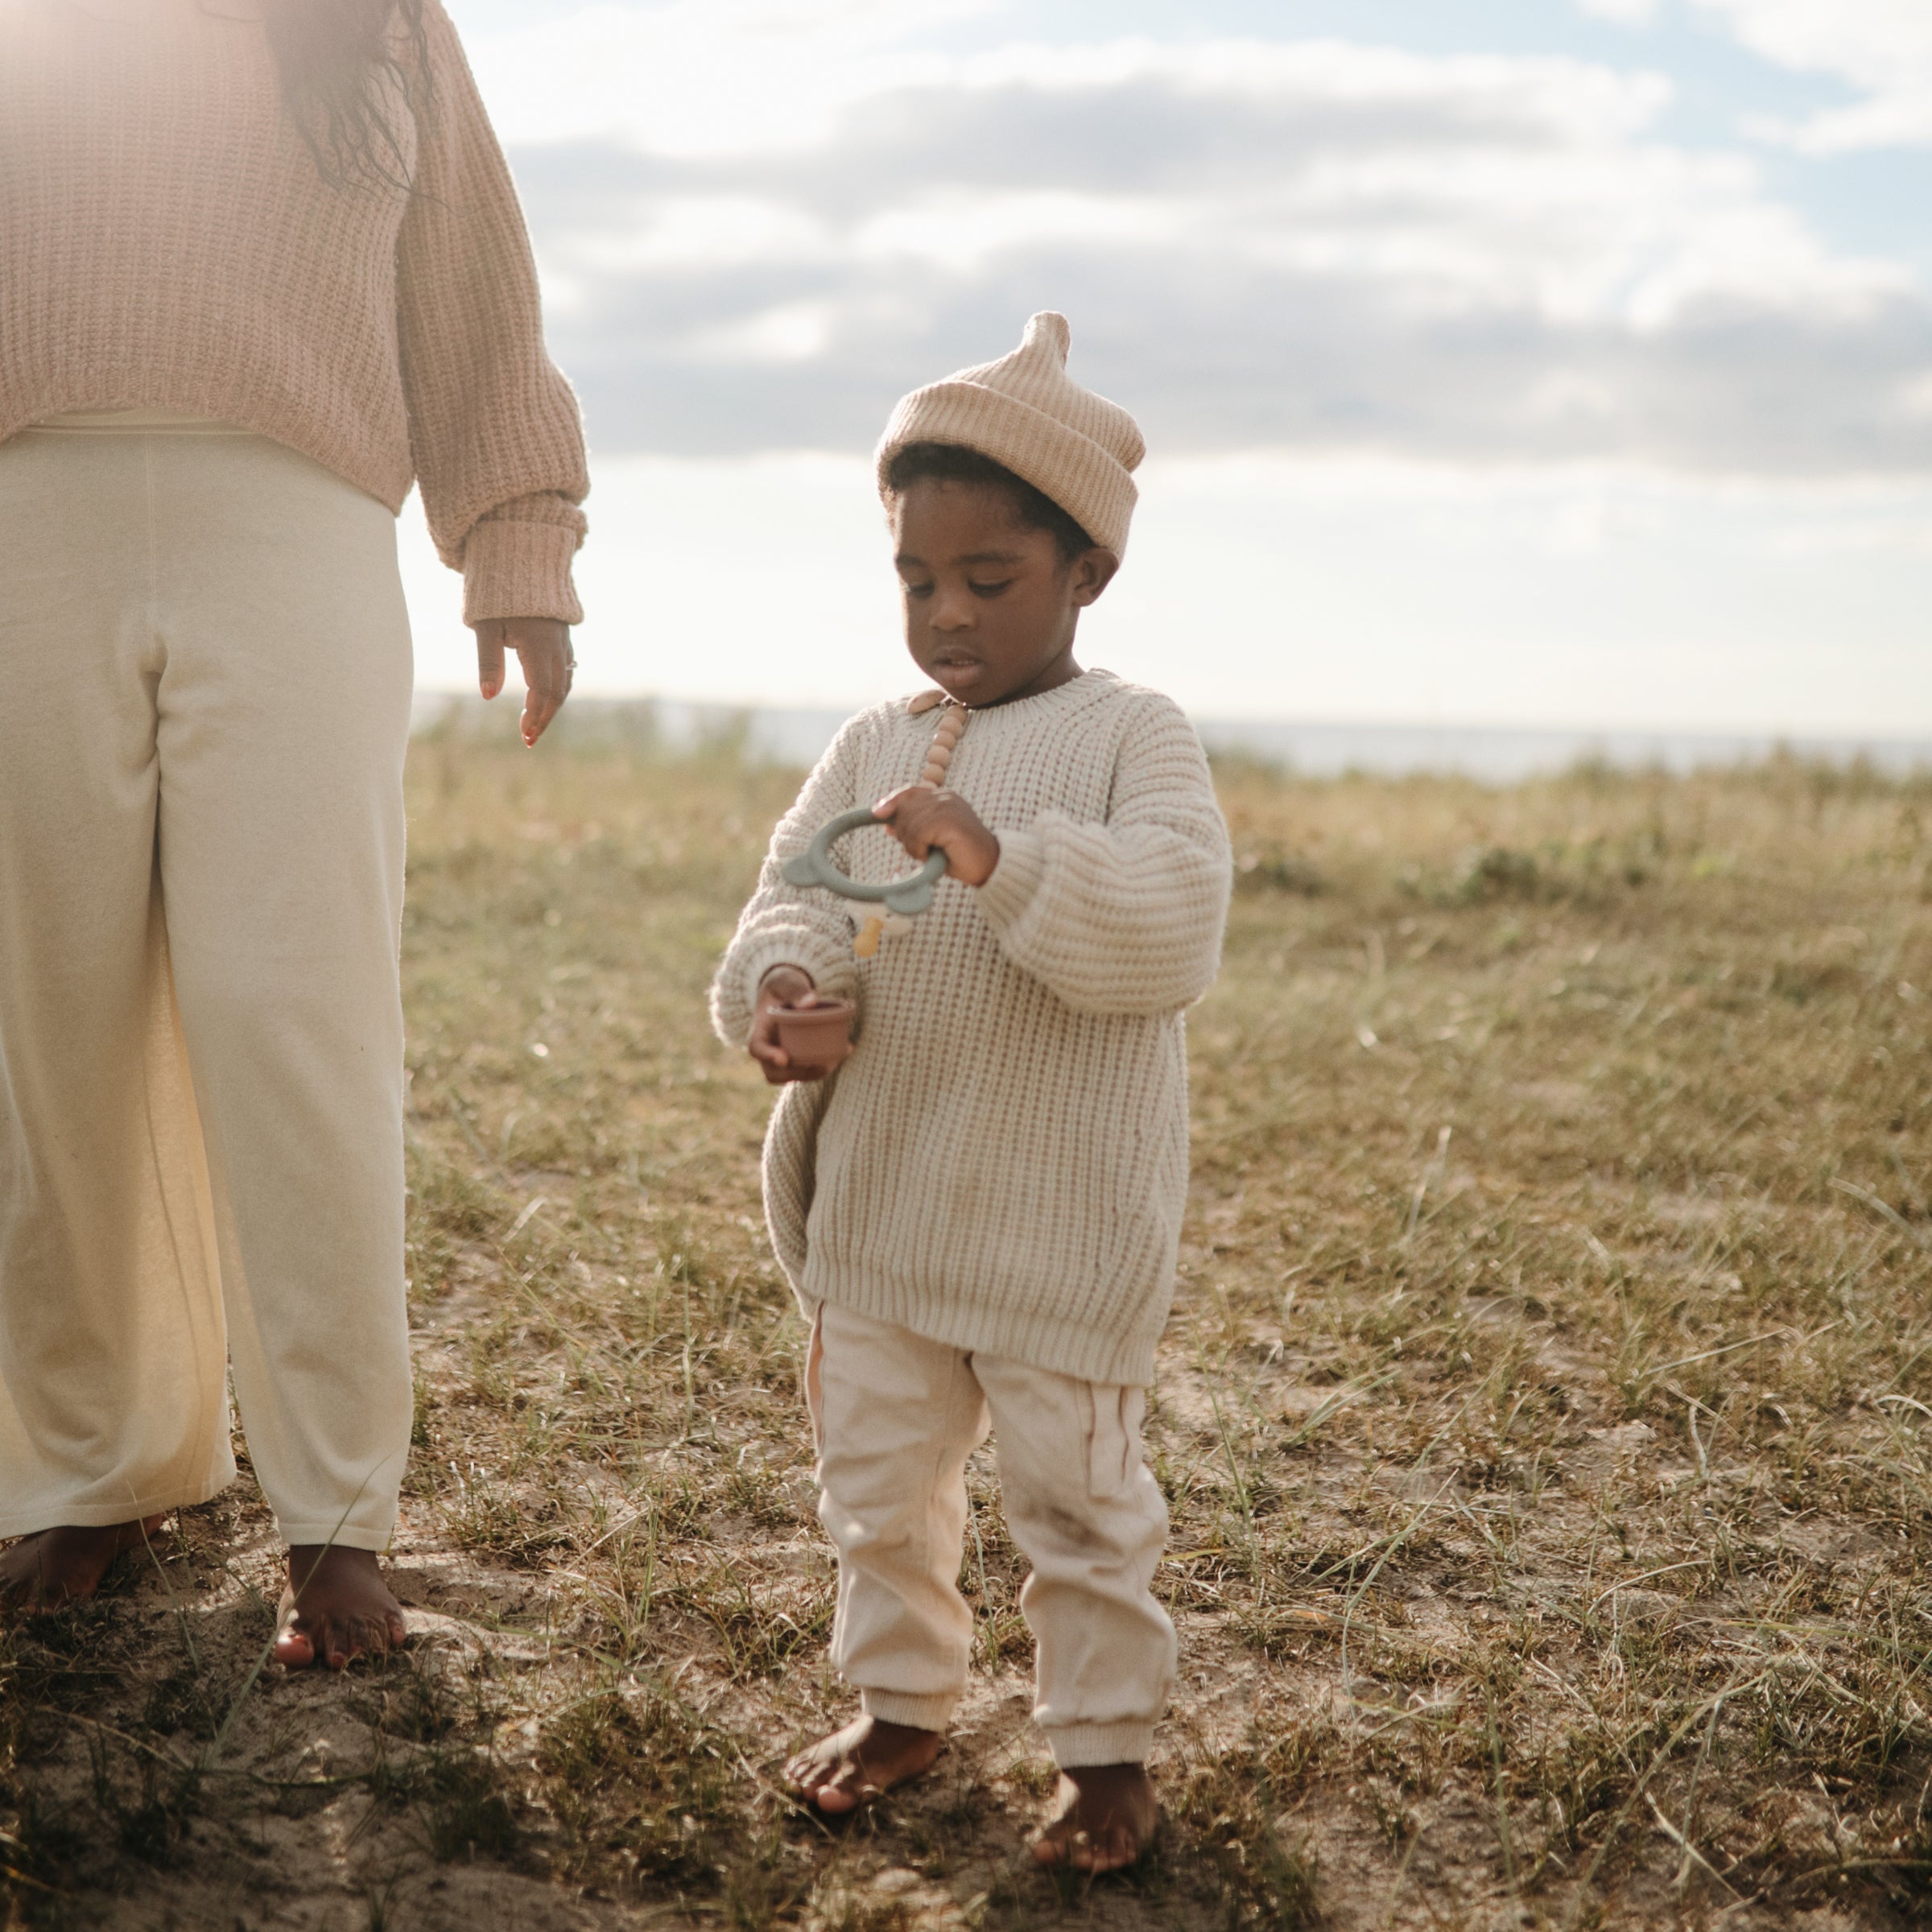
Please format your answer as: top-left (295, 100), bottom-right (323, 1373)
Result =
top-left (712, 671), bottom-right (1232, 1388)
top-left (0, 0), bottom-right (587, 624)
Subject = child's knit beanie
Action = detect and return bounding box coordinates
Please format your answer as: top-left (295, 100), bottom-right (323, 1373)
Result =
top-left (875, 312), bottom-right (1145, 555)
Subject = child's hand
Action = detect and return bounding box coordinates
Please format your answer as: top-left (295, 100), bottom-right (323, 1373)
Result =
top-left (873, 787), bottom-right (1001, 887)
top-left (749, 965), bottom-right (852, 1085)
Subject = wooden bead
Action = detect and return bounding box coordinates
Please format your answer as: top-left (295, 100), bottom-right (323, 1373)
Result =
top-left (917, 701), bottom-right (969, 791)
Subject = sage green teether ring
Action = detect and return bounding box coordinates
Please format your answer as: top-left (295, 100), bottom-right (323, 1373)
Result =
top-left (783, 806), bottom-right (947, 915)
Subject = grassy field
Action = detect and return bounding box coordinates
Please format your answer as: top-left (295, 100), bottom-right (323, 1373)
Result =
top-left (4, 711), bottom-right (1931, 1930)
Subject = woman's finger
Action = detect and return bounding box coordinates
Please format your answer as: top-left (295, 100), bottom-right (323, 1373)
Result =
top-left (514, 625), bottom-right (572, 746)
top-left (519, 658), bottom-right (562, 745)
top-left (522, 687), bottom-right (557, 748)
top-left (475, 625), bottom-right (506, 701)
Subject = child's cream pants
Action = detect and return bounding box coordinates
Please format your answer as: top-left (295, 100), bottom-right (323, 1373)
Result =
top-left (808, 1299), bottom-right (1177, 1767)
top-left (0, 416), bottom-right (415, 1550)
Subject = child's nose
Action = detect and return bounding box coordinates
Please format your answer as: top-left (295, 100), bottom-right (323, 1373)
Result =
top-left (931, 590), bottom-right (976, 630)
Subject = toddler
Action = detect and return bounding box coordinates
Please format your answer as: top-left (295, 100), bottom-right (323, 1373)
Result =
top-left (711, 313), bottom-right (1232, 1870)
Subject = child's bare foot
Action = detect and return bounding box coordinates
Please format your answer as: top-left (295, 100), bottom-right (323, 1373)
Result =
top-left (0, 1516), bottom-right (169, 1609)
top-left (275, 1546), bottom-right (407, 1670)
top-left (784, 1715), bottom-right (943, 1814)
top-left (1031, 1765), bottom-right (1160, 1872)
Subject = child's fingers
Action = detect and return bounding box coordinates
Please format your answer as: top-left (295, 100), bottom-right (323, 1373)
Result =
top-left (877, 799), bottom-right (935, 859)
top-left (795, 1058), bottom-right (848, 1082)
top-left (753, 1039), bottom-right (809, 1086)
top-left (751, 1013), bottom-right (853, 1083)
top-left (767, 1055), bottom-right (842, 1084)
top-left (748, 1018), bottom-right (791, 1067)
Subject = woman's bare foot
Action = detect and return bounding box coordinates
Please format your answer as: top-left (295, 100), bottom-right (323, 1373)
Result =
top-left (1031, 1764), bottom-right (1160, 1872)
top-left (784, 1715), bottom-right (944, 1814)
top-left (275, 1546), bottom-right (407, 1670)
top-left (0, 1516), bottom-right (169, 1610)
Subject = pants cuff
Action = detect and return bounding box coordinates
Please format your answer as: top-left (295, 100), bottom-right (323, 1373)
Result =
top-left (0, 1471), bottom-right (236, 1542)
top-left (275, 1521), bottom-right (396, 1554)
top-left (1046, 1720), bottom-right (1157, 1768)
top-left (860, 1687), bottom-right (958, 1732)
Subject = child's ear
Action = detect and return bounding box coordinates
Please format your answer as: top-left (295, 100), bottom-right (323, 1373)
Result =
top-left (1071, 547), bottom-right (1121, 607)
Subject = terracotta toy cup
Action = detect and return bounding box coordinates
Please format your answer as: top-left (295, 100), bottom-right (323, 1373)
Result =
top-left (775, 998), bottom-right (855, 1064)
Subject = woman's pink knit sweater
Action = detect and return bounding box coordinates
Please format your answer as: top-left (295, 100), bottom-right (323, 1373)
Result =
top-left (0, 0), bottom-right (588, 624)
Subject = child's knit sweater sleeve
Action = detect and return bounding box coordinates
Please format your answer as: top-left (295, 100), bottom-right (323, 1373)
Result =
top-left (709, 716), bottom-right (875, 1046)
top-left (973, 695), bottom-right (1231, 1016)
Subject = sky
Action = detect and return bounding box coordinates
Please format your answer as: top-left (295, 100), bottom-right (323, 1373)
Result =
top-left (401, 0), bottom-right (1932, 736)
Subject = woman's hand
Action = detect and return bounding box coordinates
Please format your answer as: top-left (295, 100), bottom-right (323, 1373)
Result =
top-left (475, 617), bottom-right (575, 747)
top-left (872, 786), bottom-right (1001, 887)
top-left (749, 965), bottom-right (853, 1085)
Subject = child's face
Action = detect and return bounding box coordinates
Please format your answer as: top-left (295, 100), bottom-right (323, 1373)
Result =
top-left (890, 480), bottom-right (1117, 708)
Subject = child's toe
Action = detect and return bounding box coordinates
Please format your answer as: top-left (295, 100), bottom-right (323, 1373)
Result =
top-left (1030, 1827), bottom-right (1072, 1866)
top-left (811, 1777), bottom-right (861, 1814)
top-left (275, 1624), bottom-right (317, 1668)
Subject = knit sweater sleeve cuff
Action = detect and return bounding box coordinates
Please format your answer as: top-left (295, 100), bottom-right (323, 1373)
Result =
top-left (716, 931), bottom-right (861, 1048)
top-left (972, 825), bottom-right (1048, 937)
top-left (461, 518), bottom-right (584, 625)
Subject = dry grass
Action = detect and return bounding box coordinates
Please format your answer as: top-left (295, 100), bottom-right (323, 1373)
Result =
top-left (3, 708), bottom-right (1930, 1930)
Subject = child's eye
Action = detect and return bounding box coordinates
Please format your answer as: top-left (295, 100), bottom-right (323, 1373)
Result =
top-left (902, 580), bottom-right (935, 600)
top-left (968, 580), bottom-right (1013, 599)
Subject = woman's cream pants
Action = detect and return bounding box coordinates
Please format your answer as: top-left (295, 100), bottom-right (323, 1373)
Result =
top-left (0, 418), bottom-right (415, 1549)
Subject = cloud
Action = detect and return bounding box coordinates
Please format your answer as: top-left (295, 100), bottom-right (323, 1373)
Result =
top-left (1688, 0), bottom-right (1932, 151)
top-left (475, 22), bottom-right (1932, 474)
top-left (399, 448), bottom-right (1932, 733)
top-left (467, 0), bottom-right (998, 154)
top-left (1573, 0), bottom-right (1664, 25)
